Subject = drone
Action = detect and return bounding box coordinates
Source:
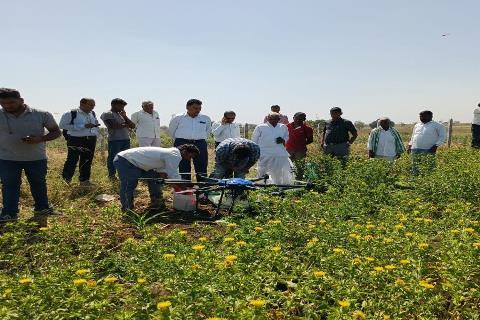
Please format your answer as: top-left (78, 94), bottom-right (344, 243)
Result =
top-left (140, 175), bottom-right (316, 218)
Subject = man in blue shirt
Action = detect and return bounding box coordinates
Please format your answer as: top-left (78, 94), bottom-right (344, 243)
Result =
top-left (212, 138), bottom-right (260, 179)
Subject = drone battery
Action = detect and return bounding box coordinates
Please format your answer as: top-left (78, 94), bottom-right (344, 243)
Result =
top-left (173, 192), bottom-right (196, 211)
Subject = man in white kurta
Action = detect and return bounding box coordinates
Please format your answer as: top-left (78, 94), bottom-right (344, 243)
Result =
top-left (252, 112), bottom-right (294, 184)
top-left (131, 101), bottom-right (161, 147)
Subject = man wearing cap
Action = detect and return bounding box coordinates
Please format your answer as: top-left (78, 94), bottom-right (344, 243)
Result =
top-left (0, 88), bottom-right (62, 222)
top-left (131, 101), bottom-right (161, 147)
top-left (367, 117), bottom-right (405, 161)
top-left (168, 99), bottom-right (211, 180)
top-left (212, 110), bottom-right (241, 148)
top-left (100, 98), bottom-right (136, 179)
top-left (263, 105), bottom-right (289, 125)
top-left (211, 138), bottom-right (260, 179)
top-left (321, 107), bottom-right (358, 162)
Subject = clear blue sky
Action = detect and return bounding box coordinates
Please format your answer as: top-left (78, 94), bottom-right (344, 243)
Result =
top-left (3, 0), bottom-right (479, 124)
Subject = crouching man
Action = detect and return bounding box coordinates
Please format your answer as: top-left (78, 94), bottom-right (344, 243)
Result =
top-left (211, 138), bottom-right (260, 179)
top-left (113, 144), bottom-right (200, 212)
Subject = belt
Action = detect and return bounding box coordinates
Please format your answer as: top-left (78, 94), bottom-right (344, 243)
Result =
top-left (69, 135), bottom-right (97, 140)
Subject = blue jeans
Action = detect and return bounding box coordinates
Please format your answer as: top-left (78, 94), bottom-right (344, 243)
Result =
top-left (107, 139), bottom-right (130, 177)
top-left (174, 138), bottom-right (208, 180)
top-left (411, 149), bottom-right (436, 176)
top-left (113, 155), bottom-right (162, 211)
top-left (0, 159), bottom-right (50, 216)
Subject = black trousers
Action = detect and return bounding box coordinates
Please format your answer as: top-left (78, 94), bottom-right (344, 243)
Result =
top-left (472, 124), bottom-right (480, 148)
top-left (62, 136), bottom-right (97, 182)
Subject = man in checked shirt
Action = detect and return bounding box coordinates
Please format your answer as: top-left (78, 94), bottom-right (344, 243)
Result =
top-left (211, 138), bottom-right (260, 179)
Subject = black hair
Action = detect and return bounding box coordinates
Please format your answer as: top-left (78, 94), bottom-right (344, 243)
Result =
top-left (80, 98), bottom-right (94, 105)
top-left (0, 88), bottom-right (21, 99)
top-left (178, 144), bottom-right (200, 157)
top-left (271, 105), bottom-right (280, 110)
top-left (330, 107), bottom-right (342, 113)
top-left (233, 145), bottom-right (251, 159)
top-left (186, 99), bottom-right (202, 107)
top-left (224, 110), bottom-right (236, 117)
top-left (419, 110), bottom-right (433, 116)
top-left (111, 98), bottom-right (127, 106)
top-left (294, 112), bottom-right (306, 118)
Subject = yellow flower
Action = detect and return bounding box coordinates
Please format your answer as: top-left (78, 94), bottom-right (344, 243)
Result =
top-left (423, 218), bottom-right (433, 223)
top-left (463, 228), bottom-right (475, 234)
top-left (313, 271), bottom-right (326, 278)
top-left (157, 301), bottom-right (172, 310)
top-left (365, 257), bottom-right (375, 262)
top-left (223, 237), bottom-right (235, 242)
top-left (227, 223), bottom-right (237, 228)
top-left (272, 246), bottom-right (281, 253)
top-left (163, 253), bottom-right (175, 260)
top-left (373, 266), bottom-right (384, 272)
top-left (349, 233), bottom-right (361, 240)
top-left (418, 243), bottom-right (429, 249)
top-left (254, 227), bottom-right (264, 232)
top-left (198, 237), bottom-right (208, 242)
top-left (400, 259), bottom-right (411, 265)
top-left (225, 255), bottom-right (237, 262)
top-left (394, 224), bottom-right (404, 230)
top-left (75, 269), bottom-right (90, 276)
top-left (39, 227), bottom-right (49, 231)
top-left (364, 235), bottom-right (374, 241)
top-left (104, 276), bottom-right (118, 284)
top-left (366, 224), bottom-right (375, 230)
top-left (384, 315), bottom-right (391, 320)
top-left (268, 219), bottom-right (281, 225)
top-left (179, 230), bottom-right (188, 235)
top-left (19, 278), bottom-right (33, 285)
top-left (395, 278), bottom-right (405, 286)
top-left (333, 247), bottom-right (345, 254)
top-left (192, 264), bottom-right (202, 270)
top-left (414, 217), bottom-right (423, 222)
top-left (192, 244), bottom-right (205, 251)
top-left (294, 199), bottom-right (302, 203)
top-left (137, 278), bottom-right (147, 284)
top-left (419, 280), bottom-right (435, 289)
top-left (319, 219), bottom-right (327, 224)
top-left (352, 310), bottom-right (366, 319)
top-left (249, 299), bottom-right (266, 307)
top-left (207, 318), bottom-right (226, 320)
top-left (405, 232), bottom-right (414, 237)
top-left (473, 242), bottom-right (480, 249)
top-left (3, 288), bottom-right (12, 297)
top-left (352, 258), bottom-right (362, 265)
top-left (87, 280), bottom-right (97, 287)
top-left (338, 300), bottom-right (350, 308)
top-left (73, 279), bottom-right (88, 286)
top-left (236, 240), bottom-right (247, 247)
top-left (384, 264), bottom-right (396, 270)
top-left (450, 229), bottom-right (461, 234)
top-left (307, 224), bottom-right (316, 229)
top-left (383, 237), bottom-right (394, 244)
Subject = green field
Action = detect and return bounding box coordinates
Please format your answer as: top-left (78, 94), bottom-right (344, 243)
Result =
top-left (0, 126), bottom-right (479, 319)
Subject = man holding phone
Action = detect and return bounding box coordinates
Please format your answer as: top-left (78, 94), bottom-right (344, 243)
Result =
top-left (59, 98), bottom-right (100, 185)
top-left (212, 110), bottom-right (241, 148)
top-left (0, 88), bottom-right (61, 222)
top-left (252, 112), bottom-right (294, 184)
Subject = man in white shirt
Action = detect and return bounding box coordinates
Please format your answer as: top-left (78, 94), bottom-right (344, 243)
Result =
top-left (367, 117), bottom-right (405, 161)
top-left (212, 110), bottom-right (241, 147)
top-left (252, 112), bottom-right (294, 184)
top-left (113, 144), bottom-right (200, 211)
top-left (263, 105), bottom-right (289, 125)
top-left (408, 110), bottom-right (446, 175)
top-left (168, 99), bottom-right (211, 180)
top-left (59, 98), bottom-right (100, 185)
top-left (471, 103), bottom-right (480, 148)
top-left (131, 101), bottom-right (161, 147)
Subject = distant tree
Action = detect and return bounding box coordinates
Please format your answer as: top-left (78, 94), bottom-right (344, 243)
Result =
top-left (354, 121), bottom-right (366, 129)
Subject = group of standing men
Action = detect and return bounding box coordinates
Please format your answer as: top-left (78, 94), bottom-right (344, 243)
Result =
top-left (0, 86), bottom-right (458, 221)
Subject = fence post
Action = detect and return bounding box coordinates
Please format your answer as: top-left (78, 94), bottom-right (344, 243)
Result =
top-left (244, 123), bottom-right (249, 139)
top-left (447, 118), bottom-right (453, 148)
top-left (100, 130), bottom-right (106, 163)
